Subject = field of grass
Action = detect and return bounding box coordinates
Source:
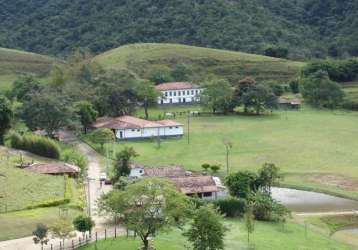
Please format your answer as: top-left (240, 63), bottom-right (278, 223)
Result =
top-left (85, 106), bottom-right (358, 199)
top-left (0, 146), bottom-right (84, 240)
top-left (93, 43), bottom-right (305, 84)
top-left (0, 47), bottom-right (57, 92)
top-left (0, 207), bottom-right (81, 241)
top-left (79, 219), bottom-right (353, 250)
top-left (0, 146), bottom-right (65, 212)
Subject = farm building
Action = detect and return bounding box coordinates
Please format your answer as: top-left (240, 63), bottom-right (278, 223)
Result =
top-left (155, 82), bottom-right (204, 105)
top-left (92, 115), bottom-right (184, 140)
top-left (25, 163), bottom-right (80, 177)
top-left (278, 98), bottom-right (302, 109)
top-left (129, 164), bottom-right (223, 200)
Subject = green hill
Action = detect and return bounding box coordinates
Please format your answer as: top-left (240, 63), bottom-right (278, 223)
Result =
top-left (93, 43), bottom-right (305, 84)
top-left (0, 48), bottom-right (57, 92)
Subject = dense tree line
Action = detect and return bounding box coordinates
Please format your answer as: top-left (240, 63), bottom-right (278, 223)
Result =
top-left (1, 0), bottom-right (358, 58)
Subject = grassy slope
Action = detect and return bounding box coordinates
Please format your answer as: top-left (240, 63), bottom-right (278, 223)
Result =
top-left (93, 43), bottom-right (305, 83)
top-left (79, 219), bottom-right (353, 250)
top-left (0, 47), bottom-right (57, 92)
top-left (0, 147), bottom-right (83, 240)
top-left (85, 106), bottom-right (358, 200)
top-left (0, 146), bottom-right (65, 212)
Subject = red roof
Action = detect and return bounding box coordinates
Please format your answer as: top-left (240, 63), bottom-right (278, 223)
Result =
top-left (144, 166), bottom-right (187, 178)
top-left (92, 116), bottom-right (183, 129)
top-left (155, 82), bottom-right (200, 91)
top-left (26, 163), bottom-right (80, 175)
top-left (171, 176), bottom-right (219, 194)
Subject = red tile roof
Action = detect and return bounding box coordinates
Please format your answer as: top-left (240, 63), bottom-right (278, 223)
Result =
top-left (92, 116), bottom-right (183, 129)
top-left (155, 82), bottom-right (200, 91)
top-left (26, 163), bottom-right (80, 175)
top-left (143, 166), bottom-right (187, 178)
top-left (171, 176), bottom-right (219, 194)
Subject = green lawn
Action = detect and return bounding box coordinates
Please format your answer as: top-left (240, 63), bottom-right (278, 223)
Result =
top-left (79, 219), bottom-right (353, 250)
top-left (93, 43), bottom-right (305, 83)
top-left (0, 207), bottom-right (81, 241)
top-left (0, 47), bottom-right (57, 93)
top-left (0, 146), bottom-right (84, 240)
top-left (0, 147), bottom-right (65, 212)
top-left (85, 106), bottom-right (358, 199)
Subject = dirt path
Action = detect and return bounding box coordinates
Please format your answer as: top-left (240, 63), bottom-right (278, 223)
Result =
top-left (295, 211), bottom-right (358, 217)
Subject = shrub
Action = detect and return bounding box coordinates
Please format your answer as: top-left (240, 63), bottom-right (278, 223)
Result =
top-left (61, 148), bottom-right (88, 171)
top-left (7, 132), bottom-right (61, 159)
top-left (253, 191), bottom-right (290, 222)
top-left (212, 198), bottom-right (247, 217)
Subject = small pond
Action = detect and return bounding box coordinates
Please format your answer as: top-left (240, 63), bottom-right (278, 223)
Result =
top-left (271, 187), bottom-right (358, 213)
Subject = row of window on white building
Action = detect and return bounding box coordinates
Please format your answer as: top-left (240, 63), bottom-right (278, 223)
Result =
top-left (164, 89), bottom-right (202, 97)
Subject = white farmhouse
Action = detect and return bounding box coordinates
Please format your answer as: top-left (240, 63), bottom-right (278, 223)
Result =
top-left (92, 116), bottom-right (183, 140)
top-left (129, 164), bottom-right (222, 200)
top-left (155, 82), bottom-right (204, 105)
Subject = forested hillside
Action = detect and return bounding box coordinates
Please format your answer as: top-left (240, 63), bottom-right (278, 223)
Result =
top-left (1, 0), bottom-right (357, 59)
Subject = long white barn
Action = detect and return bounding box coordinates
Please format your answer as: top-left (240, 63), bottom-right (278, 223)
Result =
top-left (92, 116), bottom-right (183, 140)
top-left (155, 82), bottom-right (204, 105)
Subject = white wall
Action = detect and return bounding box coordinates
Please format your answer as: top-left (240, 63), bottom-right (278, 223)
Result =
top-left (157, 88), bottom-right (204, 104)
top-left (129, 168), bottom-right (145, 178)
top-left (115, 126), bottom-right (183, 139)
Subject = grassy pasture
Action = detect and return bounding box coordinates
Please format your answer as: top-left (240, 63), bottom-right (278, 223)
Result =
top-left (93, 43), bottom-right (305, 83)
top-left (0, 146), bottom-right (84, 240)
top-left (85, 106), bottom-right (358, 199)
top-left (0, 47), bottom-right (57, 92)
top-left (0, 146), bottom-right (65, 212)
top-left (79, 219), bottom-right (353, 250)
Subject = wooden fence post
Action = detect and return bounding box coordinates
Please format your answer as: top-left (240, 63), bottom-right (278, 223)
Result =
top-left (51, 244), bottom-right (53, 250)
top-left (59, 241), bottom-right (62, 250)
top-left (115, 227), bottom-right (117, 238)
top-left (95, 232), bottom-right (98, 242)
top-left (79, 237), bottom-right (82, 246)
top-left (105, 229), bottom-right (107, 240)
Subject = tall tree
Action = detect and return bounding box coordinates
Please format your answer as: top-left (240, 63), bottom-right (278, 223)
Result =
top-left (112, 147), bottom-right (138, 182)
top-left (0, 95), bottom-right (13, 144)
top-left (301, 70), bottom-right (344, 108)
top-left (134, 80), bottom-right (160, 119)
top-left (9, 76), bottom-right (43, 101)
top-left (184, 205), bottom-right (226, 250)
top-left (234, 77), bottom-right (256, 113)
top-left (88, 128), bottom-right (114, 150)
top-left (21, 91), bottom-right (73, 138)
top-left (201, 79), bottom-right (234, 113)
top-left (74, 101), bottom-right (98, 134)
top-left (99, 177), bottom-right (191, 250)
top-left (241, 84), bottom-right (278, 114)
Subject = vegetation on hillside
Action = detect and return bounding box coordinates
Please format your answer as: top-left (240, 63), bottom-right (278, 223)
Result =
top-left (93, 43), bottom-right (304, 84)
top-left (1, 0), bottom-right (358, 59)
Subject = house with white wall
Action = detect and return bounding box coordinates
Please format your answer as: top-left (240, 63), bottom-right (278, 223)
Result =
top-left (129, 164), bottom-right (222, 200)
top-left (92, 116), bottom-right (183, 140)
top-left (155, 82), bottom-right (204, 105)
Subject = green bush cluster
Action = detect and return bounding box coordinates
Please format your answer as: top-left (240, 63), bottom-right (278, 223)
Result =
top-left (212, 198), bottom-right (247, 217)
top-left (61, 148), bottom-right (88, 171)
top-left (191, 197), bottom-right (247, 218)
top-left (7, 132), bottom-right (60, 159)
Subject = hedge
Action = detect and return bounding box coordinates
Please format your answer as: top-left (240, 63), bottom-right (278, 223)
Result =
top-left (191, 197), bottom-right (247, 218)
top-left (7, 132), bottom-right (61, 159)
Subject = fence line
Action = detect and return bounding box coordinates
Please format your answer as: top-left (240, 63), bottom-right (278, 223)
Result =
top-left (43, 227), bottom-right (135, 250)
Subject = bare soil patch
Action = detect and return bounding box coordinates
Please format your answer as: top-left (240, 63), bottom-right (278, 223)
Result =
top-left (308, 174), bottom-right (358, 191)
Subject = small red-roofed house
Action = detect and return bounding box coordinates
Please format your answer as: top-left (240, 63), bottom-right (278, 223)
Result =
top-left (92, 115), bottom-right (183, 139)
